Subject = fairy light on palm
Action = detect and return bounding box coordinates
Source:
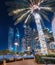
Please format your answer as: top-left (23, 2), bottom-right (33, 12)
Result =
top-left (6, 0), bottom-right (55, 55)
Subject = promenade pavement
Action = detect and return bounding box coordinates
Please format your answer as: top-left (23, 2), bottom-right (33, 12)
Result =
top-left (6, 59), bottom-right (55, 65)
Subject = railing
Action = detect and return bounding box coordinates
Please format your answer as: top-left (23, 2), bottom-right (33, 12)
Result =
top-left (41, 57), bottom-right (55, 65)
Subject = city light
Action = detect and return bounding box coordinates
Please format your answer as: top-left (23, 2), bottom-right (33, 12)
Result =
top-left (23, 25), bottom-right (26, 28)
top-left (6, 0), bottom-right (54, 55)
top-left (14, 42), bottom-right (19, 46)
top-left (14, 42), bottom-right (19, 54)
top-left (17, 34), bottom-right (20, 37)
top-left (27, 46), bottom-right (31, 51)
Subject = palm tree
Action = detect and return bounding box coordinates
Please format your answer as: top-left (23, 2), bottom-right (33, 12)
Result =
top-left (52, 14), bottom-right (55, 41)
top-left (6, 0), bottom-right (55, 55)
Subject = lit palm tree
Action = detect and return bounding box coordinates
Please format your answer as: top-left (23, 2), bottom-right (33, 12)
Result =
top-left (6, 0), bottom-right (55, 55)
top-left (52, 14), bottom-right (55, 41)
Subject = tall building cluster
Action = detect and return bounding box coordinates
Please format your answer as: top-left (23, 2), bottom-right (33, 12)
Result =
top-left (21, 25), bottom-right (54, 52)
top-left (21, 25), bottom-right (41, 52)
top-left (8, 27), bottom-right (20, 52)
top-left (8, 25), bottom-right (54, 53)
top-left (8, 28), bottom-right (14, 51)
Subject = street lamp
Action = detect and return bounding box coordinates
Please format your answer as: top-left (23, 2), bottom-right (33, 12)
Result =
top-left (14, 42), bottom-right (19, 61)
top-left (27, 46), bottom-right (31, 55)
top-left (27, 46), bottom-right (31, 51)
top-left (14, 42), bottom-right (19, 55)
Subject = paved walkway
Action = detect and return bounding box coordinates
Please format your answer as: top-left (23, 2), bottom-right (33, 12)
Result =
top-left (6, 59), bottom-right (35, 65)
top-left (6, 59), bottom-right (55, 65)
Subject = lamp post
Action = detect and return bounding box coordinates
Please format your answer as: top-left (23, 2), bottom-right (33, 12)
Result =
top-left (27, 46), bottom-right (31, 51)
top-left (14, 42), bottom-right (19, 55)
top-left (14, 42), bottom-right (19, 61)
top-left (27, 46), bottom-right (31, 55)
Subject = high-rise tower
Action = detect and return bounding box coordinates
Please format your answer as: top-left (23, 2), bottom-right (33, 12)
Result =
top-left (24, 25), bottom-right (32, 51)
top-left (32, 29), bottom-right (40, 50)
top-left (15, 28), bottom-right (20, 52)
top-left (8, 27), bottom-right (14, 51)
top-left (21, 37), bottom-right (26, 52)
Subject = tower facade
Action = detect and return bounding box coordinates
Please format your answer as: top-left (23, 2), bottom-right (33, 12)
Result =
top-left (8, 27), bottom-right (14, 51)
top-left (21, 37), bottom-right (26, 52)
top-left (32, 29), bottom-right (40, 51)
top-left (24, 25), bottom-right (32, 51)
top-left (15, 28), bottom-right (20, 52)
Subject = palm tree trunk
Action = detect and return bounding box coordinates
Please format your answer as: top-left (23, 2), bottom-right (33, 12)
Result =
top-left (52, 15), bottom-right (55, 50)
top-left (33, 13), bottom-right (48, 55)
top-left (52, 15), bottom-right (55, 41)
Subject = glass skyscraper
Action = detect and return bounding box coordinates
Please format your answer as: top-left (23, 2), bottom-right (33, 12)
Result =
top-left (8, 27), bottom-right (14, 51)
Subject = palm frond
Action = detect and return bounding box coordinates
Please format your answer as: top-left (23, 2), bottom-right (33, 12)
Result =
top-left (40, 7), bottom-right (55, 13)
top-left (24, 14), bottom-right (31, 23)
top-left (8, 8), bottom-right (30, 16)
top-left (14, 10), bottom-right (30, 25)
top-left (13, 9), bottom-right (29, 20)
top-left (6, 0), bottom-right (55, 25)
top-left (6, 1), bottom-right (29, 11)
top-left (40, 11), bottom-right (50, 22)
top-left (45, 2), bottom-right (55, 7)
top-left (39, 0), bottom-right (55, 7)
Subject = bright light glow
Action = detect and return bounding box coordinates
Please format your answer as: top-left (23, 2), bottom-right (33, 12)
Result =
top-left (49, 31), bottom-right (52, 33)
top-left (27, 46), bottom-right (31, 51)
top-left (33, 5), bottom-right (39, 9)
top-left (34, 13), bottom-right (41, 19)
top-left (9, 47), bottom-right (13, 51)
top-left (17, 34), bottom-right (19, 37)
top-left (14, 42), bottom-right (19, 46)
top-left (13, 10), bottom-right (20, 14)
top-left (30, 4), bottom-right (40, 13)
top-left (13, 8), bottom-right (29, 14)
top-left (24, 25), bottom-right (26, 28)
top-left (11, 47), bottom-right (13, 50)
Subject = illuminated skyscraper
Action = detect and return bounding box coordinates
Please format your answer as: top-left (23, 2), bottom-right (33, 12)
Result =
top-left (21, 37), bottom-right (26, 52)
top-left (8, 27), bottom-right (14, 51)
top-left (44, 28), bottom-right (54, 49)
top-left (15, 28), bottom-right (20, 52)
top-left (24, 25), bottom-right (41, 51)
top-left (32, 29), bottom-right (40, 50)
top-left (24, 25), bottom-right (32, 51)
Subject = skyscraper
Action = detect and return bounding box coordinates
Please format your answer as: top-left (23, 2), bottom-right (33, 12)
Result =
top-left (32, 29), bottom-right (40, 50)
top-left (15, 28), bottom-right (20, 52)
top-left (8, 27), bottom-right (14, 51)
top-left (21, 37), bottom-right (26, 52)
top-left (23, 25), bottom-right (41, 52)
top-left (24, 25), bottom-right (32, 51)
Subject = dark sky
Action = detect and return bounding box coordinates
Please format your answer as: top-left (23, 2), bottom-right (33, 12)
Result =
top-left (0, 0), bottom-right (53, 50)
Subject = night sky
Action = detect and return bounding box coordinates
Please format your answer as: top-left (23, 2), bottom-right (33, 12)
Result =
top-left (0, 0), bottom-right (53, 50)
